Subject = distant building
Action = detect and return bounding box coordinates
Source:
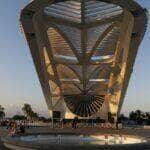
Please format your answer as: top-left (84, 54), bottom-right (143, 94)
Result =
top-left (20, 0), bottom-right (147, 121)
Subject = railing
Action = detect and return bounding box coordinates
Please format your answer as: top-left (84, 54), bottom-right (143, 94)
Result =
top-left (48, 118), bottom-right (118, 129)
top-left (0, 118), bottom-right (123, 129)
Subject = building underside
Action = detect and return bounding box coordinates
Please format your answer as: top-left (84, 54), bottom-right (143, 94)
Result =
top-left (20, 0), bottom-right (147, 120)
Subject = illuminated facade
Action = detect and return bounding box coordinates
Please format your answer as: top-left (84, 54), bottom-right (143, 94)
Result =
top-left (20, 0), bottom-right (147, 120)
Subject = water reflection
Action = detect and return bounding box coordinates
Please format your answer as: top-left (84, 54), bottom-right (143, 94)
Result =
top-left (20, 134), bottom-right (146, 145)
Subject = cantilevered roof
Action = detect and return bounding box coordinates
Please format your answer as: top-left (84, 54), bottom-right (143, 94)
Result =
top-left (20, 0), bottom-right (147, 117)
top-left (44, 0), bottom-right (123, 23)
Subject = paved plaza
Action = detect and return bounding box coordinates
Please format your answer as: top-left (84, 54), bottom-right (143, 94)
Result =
top-left (0, 127), bottom-right (8, 150)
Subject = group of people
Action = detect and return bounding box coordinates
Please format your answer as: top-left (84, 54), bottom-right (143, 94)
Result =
top-left (0, 120), bottom-right (26, 135)
top-left (9, 121), bottom-right (25, 135)
top-left (53, 117), bottom-right (121, 129)
top-left (72, 117), bottom-right (78, 129)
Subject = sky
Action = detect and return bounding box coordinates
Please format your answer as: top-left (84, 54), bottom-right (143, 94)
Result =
top-left (0, 0), bottom-right (150, 117)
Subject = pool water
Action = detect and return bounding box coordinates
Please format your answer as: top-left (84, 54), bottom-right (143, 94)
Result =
top-left (19, 134), bottom-right (146, 145)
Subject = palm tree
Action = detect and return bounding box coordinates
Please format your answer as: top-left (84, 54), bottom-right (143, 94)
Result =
top-left (118, 114), bottom-right (126, 123)
top-left (135, 110), bottom-right (142, 118)
top-left (135, 110), bottom-right (143, 124)
top-left (145, 112), bottom-right (150, 124)
top-left (129, 110), bottom-right (144, 125)
top-left (22, 103), bottom-right (31, 118)
top-left (145, 112), bottom-right (150, 120)
top-left (32, 112), bottom-right (38, 119)
top-left (22, 104), bottom-right (33, 119)
top-left (22, 103), bottom-right (38, 120)
top-left (0, 105), bottom-right (5, 119)
top-left (129, 111), bottom-right (136, 121)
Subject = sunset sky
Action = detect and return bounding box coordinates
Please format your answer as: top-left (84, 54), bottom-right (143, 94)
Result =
top-left (0, 0), bottom-right (150, 117)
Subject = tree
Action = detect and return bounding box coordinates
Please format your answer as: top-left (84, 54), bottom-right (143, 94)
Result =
top-left (135, 110), bottom-right (143, 124)
top-left (145, 112), bottom-right (150, 125)
top-left (31, 112), bottom-right (38, 119)
top-left (145, 112), bottom-right (150, 120)
top-left (118, 114), bottom-right (126, 123)
top-left (129, 111), bottom-right (136, 121)
top-left (0, 105), bottom-right (5, 119)
top-left (129, 110), bottom-right (144, 125)
top-left (22, 104), bottom-right (38, 120)
top-left (22, 103), bottom-right (32, 118)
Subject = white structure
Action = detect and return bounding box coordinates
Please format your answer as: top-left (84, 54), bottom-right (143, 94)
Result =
top-left (20, 0), bottom-right (147, 120)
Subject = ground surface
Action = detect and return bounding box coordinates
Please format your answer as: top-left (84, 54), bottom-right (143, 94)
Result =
top-left (1, 126), bottom-right (150, 149)
top-left (0, 127), bottom-right (9, 150)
